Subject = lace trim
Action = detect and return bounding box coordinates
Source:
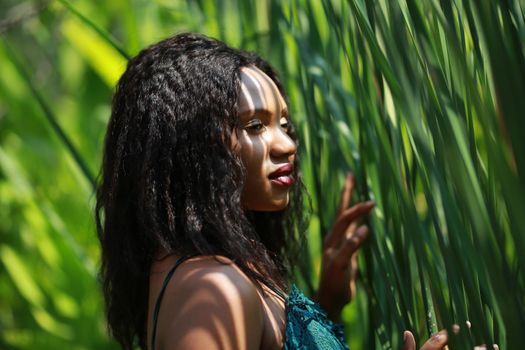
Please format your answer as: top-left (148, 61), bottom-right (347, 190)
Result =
top-left (283, 284), bottom-right (349, 350)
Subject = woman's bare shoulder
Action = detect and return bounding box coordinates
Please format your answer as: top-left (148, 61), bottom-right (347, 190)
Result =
top-left (154, 255), bottom-right (264, 350)
top-left (166, 255), bottom-right (257, 290)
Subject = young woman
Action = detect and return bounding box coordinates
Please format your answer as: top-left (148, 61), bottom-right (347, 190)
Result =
top-left (96, 32), bottom-right (457, 350)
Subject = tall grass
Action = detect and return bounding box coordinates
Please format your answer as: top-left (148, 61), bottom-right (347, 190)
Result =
top-left (0, 0), bottom-right (523, 349)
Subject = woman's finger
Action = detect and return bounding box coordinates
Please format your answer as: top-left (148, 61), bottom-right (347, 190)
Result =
top-left (419, 330), bottom-right (448, 350)
top-left (337, 201), bottom-right (375, 231)
top-left (337, 173), bottom-right (354, 216)
top-left (324, 201), bottom-right (375, 249)
top-left (402, 330), bottom-right (416, 350)
top-left (345, 215), bottom-right (362, 234)
top-left (334, 225), bottom-right (369, 267)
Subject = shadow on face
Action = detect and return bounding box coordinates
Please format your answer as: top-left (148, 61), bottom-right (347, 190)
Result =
top-left (233, 66), bottom-right (297, 212)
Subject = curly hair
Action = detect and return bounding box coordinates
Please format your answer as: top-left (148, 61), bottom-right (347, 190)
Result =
top-left (95, 32), bottom-right (308, 350)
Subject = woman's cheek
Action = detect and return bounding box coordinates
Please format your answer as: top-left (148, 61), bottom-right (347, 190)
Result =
top-left (240, 134), bottom-right (267, 180)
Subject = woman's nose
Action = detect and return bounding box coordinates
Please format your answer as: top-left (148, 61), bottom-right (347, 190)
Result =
top-left (269, 127), bottom-right (297, 160)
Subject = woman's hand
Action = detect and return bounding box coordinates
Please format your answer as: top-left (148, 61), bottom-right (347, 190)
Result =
top-left (314, 172), bottom-right (375, 322)
top-left (402, 328), bottom-right (499, 350)
top-left (402, 330), bottom-right (447, 350)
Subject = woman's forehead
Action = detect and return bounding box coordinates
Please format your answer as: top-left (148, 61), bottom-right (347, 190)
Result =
top-left (238, 66), bottom-right (287, 117)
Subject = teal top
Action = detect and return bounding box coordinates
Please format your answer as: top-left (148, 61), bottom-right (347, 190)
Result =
top-left (150, 255), bottom-right (349, 350)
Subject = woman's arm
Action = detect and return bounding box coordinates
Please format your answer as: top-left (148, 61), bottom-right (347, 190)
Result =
top-left (156, 258), bottom-right (264, 350)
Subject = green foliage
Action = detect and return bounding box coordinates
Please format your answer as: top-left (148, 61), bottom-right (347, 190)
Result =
top-left (0, 0), bottom-right (523, 349)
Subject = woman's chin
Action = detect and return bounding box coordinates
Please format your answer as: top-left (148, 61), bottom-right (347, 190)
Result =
top-left (242, 193), bottom-right (290, 212)
top-left (271, 196), bottom-right (290, 211)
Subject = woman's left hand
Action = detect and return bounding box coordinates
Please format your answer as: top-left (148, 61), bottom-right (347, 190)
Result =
top-left (314, 172), bottom-right (375, 322)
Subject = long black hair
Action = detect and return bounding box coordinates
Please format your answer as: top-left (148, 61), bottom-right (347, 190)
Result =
top-left (95, 32), bottom-right (308, 350)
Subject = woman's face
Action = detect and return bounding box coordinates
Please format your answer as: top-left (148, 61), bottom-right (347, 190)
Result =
top-left (233, 66), bottom-right (297, 211)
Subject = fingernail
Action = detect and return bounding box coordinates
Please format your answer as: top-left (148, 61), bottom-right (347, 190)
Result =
top-left (433, 332), bottom-right (445, 342)
top-left (403, 331), bottom-right (407, 343)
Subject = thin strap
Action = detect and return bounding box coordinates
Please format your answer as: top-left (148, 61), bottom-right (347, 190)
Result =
top-left (150, 254), bottom-right (198, 350)
top-left (264, 282), bottom-right (288, 301)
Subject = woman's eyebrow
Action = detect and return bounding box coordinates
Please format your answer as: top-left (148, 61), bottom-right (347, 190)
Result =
top-left (241, 108), bottom-right (272, 117)
top-left (240, 107), bottom-right (289, 118)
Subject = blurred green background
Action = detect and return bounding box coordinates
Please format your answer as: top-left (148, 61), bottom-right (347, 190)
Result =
top-left (1, 0), bottom-right (524, 349)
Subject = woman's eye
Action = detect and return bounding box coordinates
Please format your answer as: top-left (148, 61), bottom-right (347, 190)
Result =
top-left (280, 118), bottom-right (289, 131)
top-left (245, 120), bottom-right (264, 133)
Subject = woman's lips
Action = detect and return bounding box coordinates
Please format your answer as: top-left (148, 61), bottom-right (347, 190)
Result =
top-left (268, 163), bottom-right (295, 187)
top-left (270, 175), bottom-right (295, 186)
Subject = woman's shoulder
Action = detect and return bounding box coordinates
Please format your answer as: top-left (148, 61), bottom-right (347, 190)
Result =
top-left (167, 255), bottom-right (262, 299)
top-left (150, 254), bottom-right (265, 350)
